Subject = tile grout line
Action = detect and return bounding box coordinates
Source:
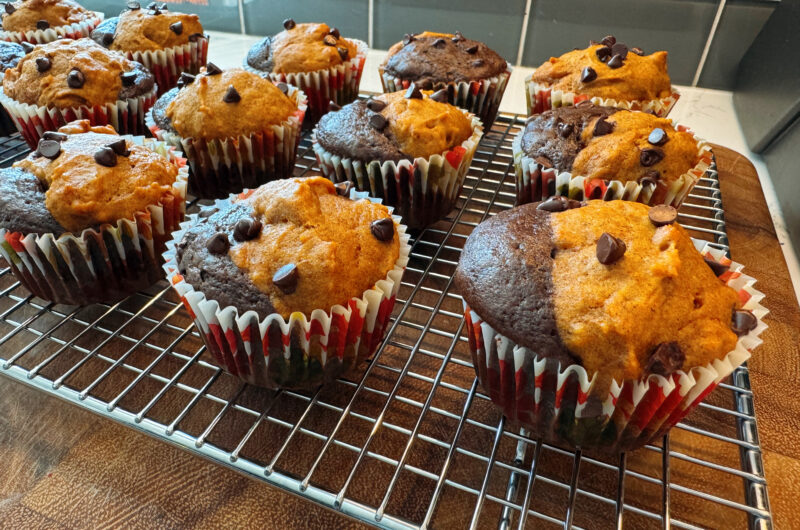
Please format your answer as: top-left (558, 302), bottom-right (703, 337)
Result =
top-left (368, 0), bottom-right (374, 48)
top-left (515, 0), bottom-right (534, 67)
top-left (237, 0), bottom-right (246, 35)
top-left (692, 0), bottom-right (726, 87)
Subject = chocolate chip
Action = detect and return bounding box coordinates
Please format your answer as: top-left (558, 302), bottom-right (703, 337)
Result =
top-left (127, 1), bottom-right (140, 10)
top-left (607, 54), bottom-right (624, 69)
top-left (366, 98), bottom-right (386, 112)
top-left (42, 131), bottom-right (67, 142)
top-left (35, 56), bottom-right (50, 73)
top-left (188, 32), bottom-right (204, 42)
top-left (334, 181), bottom-right (353, 197)
top-left (645, 342), bottom-right (684, 377)
top-left (648, 128), bottom-right (668, 146)
top-left (534, 156), bottom-right (553, 169)
top-left (429, 89), bottom-right (449, 103)
top-left (159, 2), bottom-right (168, 10)
top-left (732, 309), bottom-right (757, 336)
top-left (575, 99), bottom-right (594, 108)
top-left (611, 42), bottom-right (628, 59)
top-left (580, 66), bottom-right (596, 83)
top-left (101, 32), bottom-right (114, 45)
top-left (323, 35), bottom-right (337, 47)
top-left (557, 122), bottom-right (573, 138)
top-left (370, 218), bottom-right (394, 242)
top-left (198, 207), bottom-right (218, 219)
top-left (120, 71), bottom-right (137, 86)
top-left (222, 85), bottom-right (241, 103)
top-left (595, 46), bottom-right (611, 62)
top-left (66, 69), bottom-right (85, 89)
top-left (638, 170), bottom-right (660, 187)
top-left (432, 38), bottom-right (446, 48)
top-left (21, 42), bottom-right (35, 54)
top-left (402, 33), bottom-right (415, 46)
top-left (150, 8), bottom-right (161, 15)
top-left (471, 59), bottom-right (484, 68)
top-left (466, 44), bottom-right (478, 54)
top-left (169, 21), bottom-right (182, 35)
top-left (596, 232), bottom-right (627, 265)
top-left (369, 113), bottom-right (387, 131)
top-left (452, 31), bottom-right (464, 42)
top-left (704, 257), bottom-right (729, 277)
top-left (36, 139), bottom-right (61, 159)
top-left (272, 263), bottom-right (298, 294)
top-left (593, 117), bottom-right (613, 136)
top-left (177, 72), bottom-right (195, 87)
top-left (631, 46), bottom-right (645, 56)
top-left (536, 196), bottom-right (583, 212)
top-left (233, 218), bottom-right (262, 242)
top-left (206, 233), bottom-right (230, 255)
top-left (36, 20), bottom-right (49, 30)
top-left (4, 3), bottom-right (14, 15)
top-left (146, 1), bottom-right (156, 8)
top-left (337, 46), bottom-right (349, 60)
top-left (94, 147), bottom-right (117, 167)
top-left (640, 147), bottom-right (664, 167)
top-left (601, 35), bottom-right (616, 47)
top-left (328, 100), bottom-right (340, 111)
top-left (275, 82), bottom-right (288, 94)
top-left (648, 205), bottom-right (678, 227)
top-left (107, 138), bottom-right (130, 157)
top-left (282, 18), bottom-right (295, 30)
top-left (404, 83), bottom-right (422, 99)
top-left (329, 27), bottom-right (340, 39)
top-left (205, 62), bottom-right (222, 75)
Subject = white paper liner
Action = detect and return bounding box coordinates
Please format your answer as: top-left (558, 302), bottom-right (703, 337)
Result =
top-left (0, 136), bottom-right (188, 306)
top-left (162, 188), bottom-right (411, 390)
top-left (123, 35), bottom-right (209, 96)
top-left (512, 120), bottom-right (713, 208)
top-left (0, 12), bottom-right (103, 45)
top-left (312, 110), bottom-right (483, 231)
top-left (464, 241), bottom-right (767, 452)
top-left (147, 84), bottom-right (307, 199)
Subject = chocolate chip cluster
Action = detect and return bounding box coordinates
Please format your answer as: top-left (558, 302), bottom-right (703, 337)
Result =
top-left (34, 131), bottom-right (131, 168)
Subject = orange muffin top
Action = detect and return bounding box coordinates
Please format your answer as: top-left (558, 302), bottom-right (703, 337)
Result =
top-left (92, 4), bottom-right (204, 53)
top-left (1, 0), bottom-right (94, 33)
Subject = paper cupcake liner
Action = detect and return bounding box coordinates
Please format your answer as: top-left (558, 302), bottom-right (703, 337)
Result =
top-left (0, 12), bottom-right (103, 44)
top-left (244, 39), bottom-right (367, 127)
top-left (124, 35), bottom-right (209, 96)
top-left (0, 85), bottom-right (157, 149)
top-left (379, 66), bottom-right (511, 130)
top-left (525, 76), bottom-right (680, 118)
top-left (0, 137), bottom-right (188, 306)
top-left (147, 85), bottom-right (307, 199)
top-left (312, 111), bottom-right (483, 231)
top-left (513, 122), bottom-right (712, 208)
top-left (162, 188), bottom-right (411, 390)
top-left (464, 241), bottom-right (767, 452)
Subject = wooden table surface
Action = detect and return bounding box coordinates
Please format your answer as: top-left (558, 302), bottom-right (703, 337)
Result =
top-left (0, 145), bottom-right (798, 529)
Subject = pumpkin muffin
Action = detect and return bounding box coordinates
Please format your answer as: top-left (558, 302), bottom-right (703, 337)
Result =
top-left (0, 0), bottom-right (102, 44)
top-left (380, 31), bottom-right (510, 128)
top-left (526, 35), bottom-right (679, 117)
top-left (0, 38), bottom-right (156, 147)
top-left (313, 87), bottom-right (483, 230)
top-left (245, 19), bottom-right (367, 124)
top-left (91, 2), bottom-right (208, 95)
top-left (0, 119), bottom-right (187, 305)
top-left (0, 40), bottom-right (25, 135)
top-left (513, 104), bottom-right (711, 207)
top-left (164, 176), bottom-right (410, 389)
top-left (149, 65), bottom-right (306, 198)
top-left (455, 199), bottom-right (764, 450)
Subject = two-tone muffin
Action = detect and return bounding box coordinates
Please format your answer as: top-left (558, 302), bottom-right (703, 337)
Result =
top-left (91, 2), bottom-right (208, 95)
top-left (0, 38), bottom-right (156, 147)
top-left (527, 35), bottom-right (679, 117)
top-left (455, 199), bottom-right (765, 451)
top-left (245, 19), bottom-right (367, 124)
top-left (0, 0), bottom-right (102, 44)
top-left (512, 104), bottom-right (712, 207)
top-left (380, 31), bottom-right (510, 128)
top-left (149, 65), bottom-right (306, 198)
top-left (0, 119), bottom-right (188, 305)
top-left (0, 40), bottom-right (25, 135)
top-left (313, 86), bottom-right (483, 230)
top-left (162, 176), bottom-right (410, 389)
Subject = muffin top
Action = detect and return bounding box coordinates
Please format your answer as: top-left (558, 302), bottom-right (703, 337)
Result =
top-left (0, 0), bottom-right (93, 33)
top-left (175, 177), bottom-right (401, 319)
top-left (519, 105), bottom-right (698, 185)
top-left (91, 3), bottom-right (204, 53)
top-left (1, 38), bottom-right (155, 108)
top-left (152, 66), bottom-right (297, 140)
top-left (455, 200), bottom-right (753, 382)
top-left (381, 31), bottom-right (507, 88)
top-left (245, 20), bottom-right (359, 74)
top-left (0, 40), bottom-right (25, 72)
top-left (315, 88), bottom-right (474, 161)
top-left (0, 120), bottom-right (179, 234)
top-left (530, 36), bottom-right (671, 101)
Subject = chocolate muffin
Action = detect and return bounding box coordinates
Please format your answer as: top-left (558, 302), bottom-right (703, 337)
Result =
top-left (313, 87), bottom-right (483, 230)
top-left (0, 119), bottom-right (187, 305)
top-left (513, 104), bottom-right (710, 207)
top-left (244, 20), bottom-right (367, 124)
top-left (380, 31), bottom-right (510, 128)
top-left (0, 0), bottom-right (101, 44)
top-left (455, 199), bottom-right (763, 450)
top-left (0, 38), bottom-right (156, 146)
top-left (91, 2), bottom-right (207, 95)
top-left (165, 176), bottom-right (410, 389)
top-left (0, 40), bottom-right (25, 135)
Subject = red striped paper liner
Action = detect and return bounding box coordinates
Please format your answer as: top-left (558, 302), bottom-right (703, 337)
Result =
top-left (123, 35), bottom-right (209, 96)
top-left (0, 12), bottom-right (103, 44)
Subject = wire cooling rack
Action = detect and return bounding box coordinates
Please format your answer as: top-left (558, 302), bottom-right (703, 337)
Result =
top-left (0, 114), bottom-right (772, 529)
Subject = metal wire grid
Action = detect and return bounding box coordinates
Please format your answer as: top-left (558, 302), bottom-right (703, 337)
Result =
top-left (0, 115), bottom-right (772, 529)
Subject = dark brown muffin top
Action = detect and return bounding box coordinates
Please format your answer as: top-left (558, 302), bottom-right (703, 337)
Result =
top-left (0, 41), bottom-right (25, 72)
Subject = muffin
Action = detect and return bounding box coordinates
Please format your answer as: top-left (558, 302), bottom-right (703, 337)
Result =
top-left (0, 0), bottom-right (102, 44)
top-left (380, 31), bottom-right (510, 129)
top-left (313, 87), bottom-right (483, 230)
top-left (244, 20), bottom-right (367, 125)
top-left (455, 200), bottom-right (766, 451)
top-left (0, 119), bottom-right (188, 305)
top-left (91, 2), bottom-right (208, 96)
top-left (527, 35), bottom-right (679, 117)
top-left (0, 38), bottom-right (156, 148)
top-left (148, 66), bottom-right (307, 199)
top-left (163, 176), bottom-right (411, 389)
top-left (0, 40), bottom-right (25, 135)
top-left (513, 104), bottom-right (712, 207)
